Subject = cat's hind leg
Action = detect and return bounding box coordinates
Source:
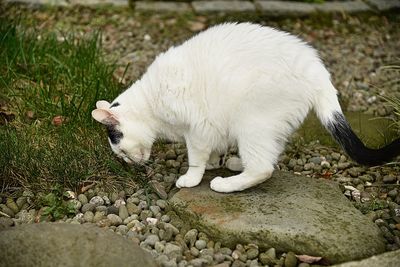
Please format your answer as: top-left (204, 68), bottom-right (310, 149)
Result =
top-left (206, 151), bottom-right (222, 170)
top-left (210, 130), bottom-right (283, 193)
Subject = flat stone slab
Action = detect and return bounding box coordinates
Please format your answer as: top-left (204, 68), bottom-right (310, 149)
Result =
top-left (192, 1), bottom-right (256, 13)
top-left (170, 169), bottom-right (385, 264)
top-left (0, 223), bottom-right (157, 267)
top-left (256, 1), bottom-right (317, 17)
top-left (332, 249), bottom-right (400, 267)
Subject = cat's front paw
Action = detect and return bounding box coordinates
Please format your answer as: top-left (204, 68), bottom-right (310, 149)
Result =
top-left (210, 176), bottom-right (236, 193)
top-left (176, 174), bottom-right (202, 188)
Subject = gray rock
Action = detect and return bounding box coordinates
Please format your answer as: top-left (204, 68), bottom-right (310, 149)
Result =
top-left (170, 169), bottom-right (386, 263)
top-left (195, 239), bottom-right (207, 250)
top-left (135, 1), bottom-right (190, 13)
top-left (150, 205), bottom-right (161, 215)
top-left (77, 194), bottom-right (88, 205)
top-left (6, 198), bottom-right (19, 214)
top-left (332, 249), bottom-right (400, 267)
top-left (107, 214), bottom-right (122, 226)
top-left (93, 211), bottom-right (106, 223)
top-left (364, 0), bottom-right (400, 11)
top-left (119, 205), bottom-right (129, 221)
top-left (184, 229), bottom-right (198, 247)
top-left (14, 209), bottom-right (35, 224)
top-left (81, 203), bottom-right (95, 213)
top-left (285, 251), bottom-right (298, 267)
top-left (89, 196), bottom-right (104, 207)
top-left (0, 204), bottom-right (15, 217)
top-left (0, 223), bottom-right (157, 267)
top-left (83, 211), bottom-right (94, 223)
top-left (156, 199), bottom-right (167, 209)
top-left (107, 205), bottom-right (119, 215)
top-left (69, 199), bottom-right (82, 211)
top-left (256, 1), bottom-right (316, 17)
top-left (165, 149), bottom-right (177, 160)
top-left (144, 234), bottom-right (160, 247)
top-left (95, 205), bottom-right (108, 213)
top-left (116, 225), bottom-right (128, 235)
top-left (383, 174), bottom-right (396, 183)
top-left (16, 197), bottom-right (27, 209)
top-left (316, 0), bottom-right (372, 13)
top-left (126, 202), bottom-right (140, 215)
top-left (192, 0), bottom-right (255, 13)
top-left (164, 243), bottom-right (182, 259)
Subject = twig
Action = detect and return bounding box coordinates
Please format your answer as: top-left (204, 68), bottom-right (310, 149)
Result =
top-left (0, 211), bottom-right (11, 218)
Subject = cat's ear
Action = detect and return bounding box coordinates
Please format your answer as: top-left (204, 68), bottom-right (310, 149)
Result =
top-left (96, 100), bottom-right (111, 110)
top-left (91, 109), bottom-right (119, 125)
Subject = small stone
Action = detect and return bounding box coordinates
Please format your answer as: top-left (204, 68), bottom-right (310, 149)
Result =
top-left (189, 258), bottom-right (208, 267)
top-left (247, 248), bottom-right (259, 260)
top-left (107, 206), bottom-right (119, 215)
top-left (155, 241), bottom-right (165, 253)
top-left (96, 218), bottom-right (112, 227)
top-left (161, 215), bottom-right (171, 223)
top-left (116, 225), bottom-right (128, 235)
top-left (231, 260), bottom-right (246, 267)
top-left (150, 205), bottom-right (161, 215)
top-left (127, 197), bottom-right (140, 205)
top-left (383, 174), bottom-right (397, 183)
top-left (119, 205), bottom-right (129, 221)
top-left (332, 152), bottom-right (341, 160)
top-left (89, 196), bottom-right (104, 207)
top-left (144, 234), bottom-right (159, 247)
top-left (0, 204), bottom-right (15, 217)
top-left (95, 205), bottom-right (108, 212)
top-left (16, 197), bottom-right (27, 209)
top-left (138, 201), bottom-right (148, 210)
top-left (69, 199), bottom-right (82, 211)
top-left (288, 159), bottom-right (297, 169)
top-left (123, 214), bottom-right (139, 225)
top-left (156, 199), bottom-right (167, 209)
top-left (114, 199), bottom-right (126, 208)
top-left (149, 180), bottom-right (168, 200)
top-left (285, 251), bottom-right (298, 267)
top-left (126, 202), bottom-right (140, 215)
top-left (73, 213), bottom-right (85, 224)
top-left (348, 167), bottom-right (362, 177)
top-left (81, 203), bottom-right (95, 213)
top-left (164, 243), bottom-right (182, 259)
top-left (184, 229), bottom-right (198, 247)
top-left (165, 149), bottom-right (177, 160)
top-left (110, 192), bottom-right (119, 203)
top-left (15, 210), bottom-right (35, 224)
top-left (83, 211), bottom-right (94, 223)
top-left (77, 194), bottom-right (88, 205)
top-left (195, 239), bottom-right (207, 250)
top-left (107, 214), bottom-right (122, 226)
top-left (140, 210), bottom-right (153, 221)
top-left (102, 196), bottom-right (111, 206)
top-left (338, 162), bottom-right (351, 170)
top-left (309, 157), bottom-right (322, 165)
top-left (220, 247), bottom-right (232, 255)
top-left (6, 198), bottom-right (19, 214)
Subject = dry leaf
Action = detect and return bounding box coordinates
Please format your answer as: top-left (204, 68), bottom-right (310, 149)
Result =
top-left (296, 254), bottom-right (322, 264)
top-left (52, 115), bottom-right (65, 126)
top-left (189, 21), bottom-right (206, 32)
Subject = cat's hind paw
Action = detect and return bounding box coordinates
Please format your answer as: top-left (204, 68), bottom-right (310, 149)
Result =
top-left (210, 176), bottom-right (237, 193)
top-left (176, 174), bottom-right (202, 188)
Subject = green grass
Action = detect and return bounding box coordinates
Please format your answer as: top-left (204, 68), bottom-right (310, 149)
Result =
top-left (0, 17), bottom-right (138, 194)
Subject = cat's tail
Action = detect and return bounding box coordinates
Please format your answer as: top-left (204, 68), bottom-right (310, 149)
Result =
top-left (314, 83), bottom-right (400, 166)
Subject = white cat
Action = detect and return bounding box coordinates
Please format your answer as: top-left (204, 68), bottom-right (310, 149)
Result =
top-left (92, 23), bottom-right (399, 193)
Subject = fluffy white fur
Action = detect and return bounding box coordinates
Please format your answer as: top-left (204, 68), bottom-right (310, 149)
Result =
top-left (92, 23), bottom-right (343, 193)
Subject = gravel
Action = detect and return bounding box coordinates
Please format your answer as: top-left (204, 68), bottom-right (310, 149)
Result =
top-left (1, 4), bottom-right (400, 267)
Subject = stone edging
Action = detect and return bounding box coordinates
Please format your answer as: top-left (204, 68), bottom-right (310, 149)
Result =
top-left (3, 0), bottom-right (400, 17)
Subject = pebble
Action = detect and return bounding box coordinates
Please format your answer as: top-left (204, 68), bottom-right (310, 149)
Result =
top-left (107, 214), bottom-right (122, 226)
top-left (77, 194), bottom-right (88, 205)
top-left (116, 225), bottom-right (128, 235)
top-left (150, 205), bottom-right (161, 215)
top-left (0, 204), bottom-right (15, 217)
top-left (89, 196), bottom-right (104, 206)
top-left (119, 205), bottom-right (129, 221)
top-left (83, 211), bottom-right (94, 223)
top-left (156, 199), bottom-right (167, 209)
top-left (6, 198), bottom-right (19, 214)
top-left (165, 149), bottom-right (177, 160)
top-left (246, 247), bottom-right (259, 260)
top-left (126, 202), bottom-right (140, 215)
top-left (81, 203), bottom-right (95, 213)
top-left (15, 209), bottom-right (35, 224)
top-left (195, 239), bottom-right (207, 250)
top-left (383, 174), bottom-right (397, 183)
top-left (16, 196), bottom-right (27, 209)
top-left (95, 205), bottom-right (108, 212)
top-left (155, 241), bottom-right (165, 253)
top-left (184, 229), bottom-right (198, 247)
top-left (144, 234), bottom-right (160, 247)
top-left (93, 211), bottom-right (106, 223)
top-left (69, 199), bottom-right (82, 211)
top-left (164, 243), bottom-right (182, 259)
top-left (107, 205), bottom-right (119, 215)
top-left (284, 251), bottom-right (298, 267)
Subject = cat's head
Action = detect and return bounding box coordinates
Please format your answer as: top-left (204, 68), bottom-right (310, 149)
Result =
top-left (91, 100), bottom-right (153, 164)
